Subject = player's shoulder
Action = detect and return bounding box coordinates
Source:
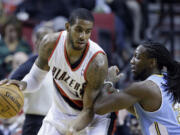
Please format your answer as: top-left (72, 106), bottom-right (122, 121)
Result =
top-left (88, 39), bottom-right (107, 62)
top-left (88, 39), bottom-right (104, 51)
top-left (131, 80), bottom-right (156, 90)
top-left (88, 40), bottom-right (107, 66)
top-left (93, 52), bottom-right (107, 66)
top-left (85, 50), bottom-right (108, 81)
top-left (88, 39), bottom-right (97, 45)
top-left (42, 32), bottom-right (60, 46)
top-left (39, 32), bottom-right (61, 52)
top-left (127, 79), bottom-right (159, 99)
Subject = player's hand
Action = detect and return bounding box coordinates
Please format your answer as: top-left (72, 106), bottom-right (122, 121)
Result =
top-left (0, 79), bottom-right (27, 91)
top-left (106, 66), bottom-right (124, 83)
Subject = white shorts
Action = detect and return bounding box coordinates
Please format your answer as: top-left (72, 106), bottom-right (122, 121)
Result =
top-left (38, 102), bottom-right (111, 135)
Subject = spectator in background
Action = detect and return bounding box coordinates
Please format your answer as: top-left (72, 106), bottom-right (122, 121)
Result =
top-left (12, 52), bottom-right (28, 70)
top-left (106, 0), bottom-right (133, 38)
top-left (15, 0), bottom-right (70, 21)
top-left (106, 0), bottom-right (131, 69)
top-left (126, 114), bottom-right (142, 135)
top-left (94, 0), bottom-right (111, 13)
top-left (0, 16), bottom-right (32, 79)
top-left (15, 0), bottom-right (96, 22)
top-left (114, 110), bottom-right (132, 135)
top-left (106, 0), bottom-right (145, 48)
top-left (52, 16), bottom-right (67, 32)
top-left (66, 0), bottom-right (96, 13)
top-left (1, 0), bottom-right (24, 14)
top-left (0, 1), bottom-right (3, 16)
top-left (126, 0), bottom-right (142, 47)
top-left (9, 23), bottom-right (54, 135)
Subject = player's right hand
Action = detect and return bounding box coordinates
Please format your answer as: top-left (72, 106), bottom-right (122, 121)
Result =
top-left (0, 79), bottom-right (27, 91)
top-left (106, 66), bottom-right (124, 84)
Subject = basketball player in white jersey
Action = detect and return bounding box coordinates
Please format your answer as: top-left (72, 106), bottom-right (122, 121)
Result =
top-left (94, 41), bottom-right (180, 135)
top-left (0, 8), bottom-right (114, 135)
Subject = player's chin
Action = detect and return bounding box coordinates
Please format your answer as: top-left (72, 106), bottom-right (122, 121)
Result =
top-left (75, 44), bottom-right (86, 50)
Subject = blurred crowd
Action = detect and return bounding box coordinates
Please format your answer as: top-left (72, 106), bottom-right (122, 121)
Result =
top-left (0, 0), bottom-right (179, 135)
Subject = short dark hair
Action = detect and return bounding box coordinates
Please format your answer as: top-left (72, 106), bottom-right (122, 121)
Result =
top-left (141, 41), bottom-right (180, 103)
top-left (68, 8), bottom-right (94, 25)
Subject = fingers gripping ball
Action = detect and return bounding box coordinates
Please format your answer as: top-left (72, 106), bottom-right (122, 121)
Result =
top-left (0, 84), bottom-right (24, 118)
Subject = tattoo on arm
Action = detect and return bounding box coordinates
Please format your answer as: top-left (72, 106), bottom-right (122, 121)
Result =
top-left (84, 53), bottom-right (108, 108)
top-left (35, 32), bottom-right (60, 71)
top-left (71, 53), bottom-right (108, 131)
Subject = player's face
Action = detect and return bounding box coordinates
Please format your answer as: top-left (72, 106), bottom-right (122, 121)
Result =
top-left (5, 24), bottom-right (18, 41)
top-left (67, 18), bottom-right (93, 50)
top-left (130, 45), bottom-right (152, 81)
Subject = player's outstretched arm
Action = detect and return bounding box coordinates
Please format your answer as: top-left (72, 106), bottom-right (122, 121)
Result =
top-left (66, 53), bottom-right (108, 134)
top-left (94, 81), bottom-right (154, 115)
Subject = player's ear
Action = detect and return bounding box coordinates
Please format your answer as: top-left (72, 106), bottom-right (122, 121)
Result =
top-left (150, 58), bottom-right (157, 68)
top-left (65, 22), bottom-right (70, 32)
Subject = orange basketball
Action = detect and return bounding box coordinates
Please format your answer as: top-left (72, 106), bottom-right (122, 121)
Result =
top-left (0, 84), bottom-right (24, 118)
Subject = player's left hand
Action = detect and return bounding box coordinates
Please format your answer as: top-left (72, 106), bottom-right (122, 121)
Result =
top-left (0, 79), bottom-right (27, 91)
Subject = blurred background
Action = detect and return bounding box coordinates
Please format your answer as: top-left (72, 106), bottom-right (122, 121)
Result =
top-left (0, 0), bottom-right (179, 135)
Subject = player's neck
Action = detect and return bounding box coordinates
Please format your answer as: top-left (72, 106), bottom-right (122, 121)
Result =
top-left (152, 68), bottom-right (161, 75)
top-left (66, 40), bottom-right (86, 64)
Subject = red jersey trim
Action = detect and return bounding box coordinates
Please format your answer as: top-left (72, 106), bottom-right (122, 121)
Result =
top-left (111, 112), bottom-right (118, 135)
top-left (48, 31), bottom-right (63, 62)
top-left (64, 42), bottom-right (90, 71)
top-left (54, 79), bottom-right (83, 108)
top-left (84, 51), bottom-right (105, 81)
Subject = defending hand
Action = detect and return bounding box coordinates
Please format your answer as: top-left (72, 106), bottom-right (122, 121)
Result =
top-left (106, 66), bottom-right (124, 83)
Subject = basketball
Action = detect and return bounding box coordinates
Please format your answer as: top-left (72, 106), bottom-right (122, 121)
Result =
top-left (0, 84), bottom-right (24, 118)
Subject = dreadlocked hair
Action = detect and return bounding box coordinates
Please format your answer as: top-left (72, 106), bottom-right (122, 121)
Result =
top-left (141, 41), bottom-right (180, 103)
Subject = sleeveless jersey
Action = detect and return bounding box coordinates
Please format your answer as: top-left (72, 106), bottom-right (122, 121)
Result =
top-left (48, 31), bottom-right (105, 114)
top-left (134, 74), bottom-right (180, 135)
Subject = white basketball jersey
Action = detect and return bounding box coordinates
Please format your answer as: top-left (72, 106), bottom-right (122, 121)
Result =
top-left (48, 31), bottom-right (105, 114)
